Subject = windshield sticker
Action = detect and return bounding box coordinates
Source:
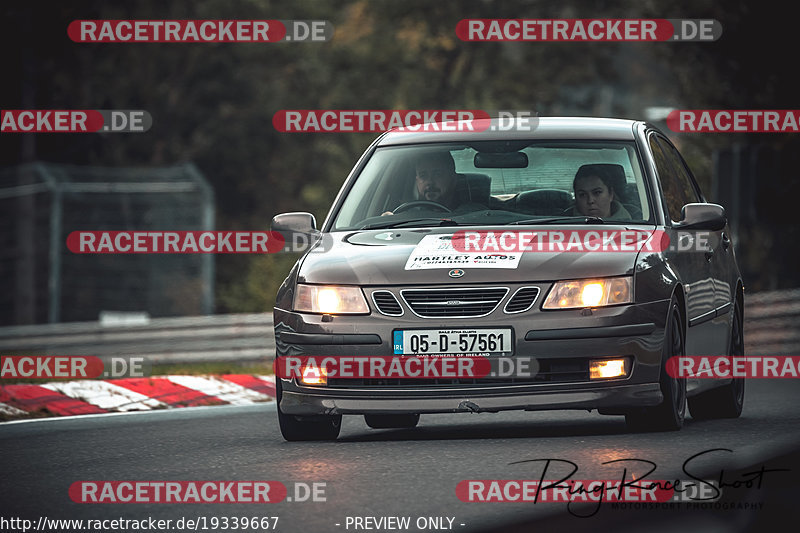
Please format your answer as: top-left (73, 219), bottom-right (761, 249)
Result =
top-left (405, 234), bottom-right (522, 270)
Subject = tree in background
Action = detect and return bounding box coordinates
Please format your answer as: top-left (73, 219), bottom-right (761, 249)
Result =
top-left (1, 0), bottom-right (795, 314)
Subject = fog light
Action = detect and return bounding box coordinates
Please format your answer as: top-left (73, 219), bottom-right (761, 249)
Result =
top-left (300, 364), bottom-right (327, 386)
top-left (590, 359), bottom-right (627, 379)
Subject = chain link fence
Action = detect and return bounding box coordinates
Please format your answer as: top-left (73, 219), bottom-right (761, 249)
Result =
top-left (0, 162), bottom-right (214, 325)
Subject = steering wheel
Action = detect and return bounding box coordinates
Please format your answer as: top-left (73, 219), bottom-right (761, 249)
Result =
top-left (392, 201), bottom-right (452, 214)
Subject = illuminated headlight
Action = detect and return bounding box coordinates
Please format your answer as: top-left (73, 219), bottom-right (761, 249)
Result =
top-left (542, 277), bottom-right (633, 309)
top-left (294, 284), bottom-right (369, 314)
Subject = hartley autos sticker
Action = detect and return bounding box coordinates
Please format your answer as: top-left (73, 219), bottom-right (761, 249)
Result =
top-left (405, 234), bottom-right (522, 270)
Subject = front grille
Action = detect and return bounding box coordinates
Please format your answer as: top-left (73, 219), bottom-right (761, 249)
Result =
top-left (327, 358), bottom-right (590, 388)
top-left (400, 287), bottom-right (508, 318)
top-left (372, 290), bottom-right (403, 316)
top-left (504, 287), bottom-right (540, 313)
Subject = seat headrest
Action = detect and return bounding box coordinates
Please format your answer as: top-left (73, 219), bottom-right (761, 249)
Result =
top-left (516, 189), bottom-right (574, 209)
top-left (455, 173), bottom-right (491, 202)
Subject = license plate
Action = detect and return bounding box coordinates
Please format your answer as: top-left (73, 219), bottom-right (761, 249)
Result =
top-left (393, 328), bottom-right (512, 356)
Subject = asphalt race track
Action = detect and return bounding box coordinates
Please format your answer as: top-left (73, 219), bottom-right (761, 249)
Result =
top-left (2, 379), bottom-right (799, 532)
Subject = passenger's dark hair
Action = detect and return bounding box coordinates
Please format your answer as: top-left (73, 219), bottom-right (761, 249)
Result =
top-left (573, 165), bottom-right (616, 195)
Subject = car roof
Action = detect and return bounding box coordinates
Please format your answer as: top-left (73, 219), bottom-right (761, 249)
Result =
top-left (377, 116), bottom-right (643, 146)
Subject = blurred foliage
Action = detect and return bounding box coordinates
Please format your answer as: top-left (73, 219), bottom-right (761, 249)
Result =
top-left (217, 252), bottom-right (299, 312)
top-left (1, 0), bottom-right (797, 310)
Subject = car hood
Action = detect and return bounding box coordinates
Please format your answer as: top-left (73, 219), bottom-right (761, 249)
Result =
top-left (298, 225), bottom-right (657, 285)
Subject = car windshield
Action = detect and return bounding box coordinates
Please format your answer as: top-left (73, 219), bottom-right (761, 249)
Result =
top-left (331, 140), bottom-right (653, 230)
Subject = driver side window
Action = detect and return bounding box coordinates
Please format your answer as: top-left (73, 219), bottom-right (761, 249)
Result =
top-left (650, 135), bottom-right (699, 223)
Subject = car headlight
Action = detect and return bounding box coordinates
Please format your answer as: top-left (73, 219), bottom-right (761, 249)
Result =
top-left (294, 284), bottom-right (370, 314)
top-left (542, 276), bottom-right (633, 309)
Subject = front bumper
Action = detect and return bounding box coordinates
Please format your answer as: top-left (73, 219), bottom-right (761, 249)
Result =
top-left (274, 297), bottom-right (670, 416)
top-left (280, 382), bottom-right (663, 415)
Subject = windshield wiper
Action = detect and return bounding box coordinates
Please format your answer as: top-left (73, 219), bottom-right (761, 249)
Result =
top-left (508, 216), bottom-right (605, 226)
top-left (359, 217), bottom-right (463, 230)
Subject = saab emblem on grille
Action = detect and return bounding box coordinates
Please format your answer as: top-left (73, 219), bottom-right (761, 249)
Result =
top-left (448, 268), bottom-right (465, 278)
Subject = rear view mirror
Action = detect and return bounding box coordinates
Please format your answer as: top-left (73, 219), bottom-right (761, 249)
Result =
top-left (676, 203), bottom-right (727, 231)
top-left (271, 212), bottom-right (318, 234)
top-left (474, 152), bottom-right (528, 168)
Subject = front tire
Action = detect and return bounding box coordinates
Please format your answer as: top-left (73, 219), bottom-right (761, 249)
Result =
top-left (688, 298), bottom-right (745, 419)
top-left (276, 378), bottom-right (341, 441)
top-left (626, 297), bottom-right (686, 432)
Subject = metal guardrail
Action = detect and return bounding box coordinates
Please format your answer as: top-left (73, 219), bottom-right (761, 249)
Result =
top-left (0, 314), bottom-right (274, 364)
top-left (0, 288), bottom-right (797, 363)
top-left (744, 288), bottom-right (800, 355)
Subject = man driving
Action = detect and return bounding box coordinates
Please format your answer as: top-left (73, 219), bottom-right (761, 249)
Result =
top-left (382, 152), bottom-right (459, 215)
top-left (414, 151), bottom-right (458, 208)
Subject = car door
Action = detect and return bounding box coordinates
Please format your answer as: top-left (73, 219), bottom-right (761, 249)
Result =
top-left (661, 139), bottom-right (735, 309)
top-left (660, 137), bottom-right (733, 356)
top-left (648, 133), bottom-right (719, 358)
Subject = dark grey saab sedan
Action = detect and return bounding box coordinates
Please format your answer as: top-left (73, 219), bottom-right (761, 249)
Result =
top-left (271, 117), bottom-right (744, 441)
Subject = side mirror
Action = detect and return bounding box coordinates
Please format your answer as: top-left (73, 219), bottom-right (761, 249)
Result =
top-left (676, 203), bottom-right (727, 231)
top-left (271, 212), bottom-right (317, 234)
